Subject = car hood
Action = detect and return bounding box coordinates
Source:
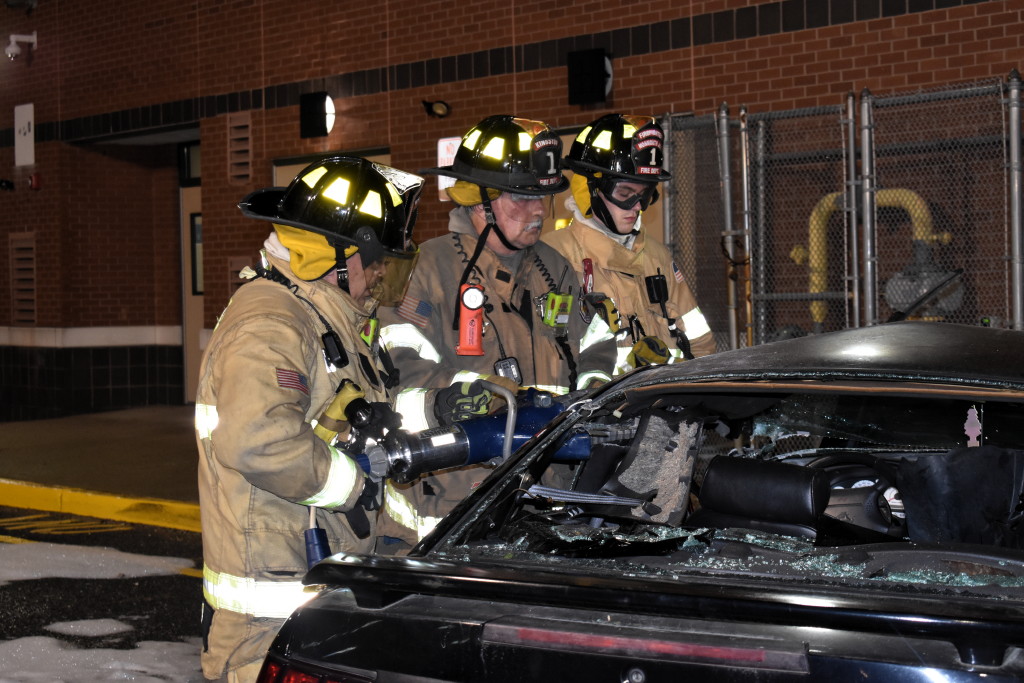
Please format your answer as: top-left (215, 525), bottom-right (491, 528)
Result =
top-left (620, 322), bottom-right (1024, 391)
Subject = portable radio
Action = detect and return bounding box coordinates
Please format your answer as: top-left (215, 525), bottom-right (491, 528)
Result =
top-left (542, 291), bottom-right (573, 329)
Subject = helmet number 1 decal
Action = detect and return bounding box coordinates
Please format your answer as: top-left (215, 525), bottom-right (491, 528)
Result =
top-left (634, 124), bottom-right (665, 175)
top-left (531, 133), bottom-right (563, 187)
top-left (544, 151), bottom-right (557, 175)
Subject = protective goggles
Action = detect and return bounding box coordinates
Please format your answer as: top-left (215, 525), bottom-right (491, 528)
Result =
top-left (598, 178), bottom-right (659, 211)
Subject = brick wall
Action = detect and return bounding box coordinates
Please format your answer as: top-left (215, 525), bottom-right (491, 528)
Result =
top-left (53, 144), bottom-right (181, 328)
top-left (0, 0), bottom-right (1021, 415)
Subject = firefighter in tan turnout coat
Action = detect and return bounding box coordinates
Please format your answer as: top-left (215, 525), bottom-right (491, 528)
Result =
top-left (543, 114), bottom-right (715, 374)
top-left (377, 115), bottom-right (617, 549)
top-left (195, 157), bottom-right (423, 682)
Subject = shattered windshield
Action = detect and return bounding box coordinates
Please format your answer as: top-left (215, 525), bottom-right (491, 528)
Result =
top-left (436, 386), bottom-right (1024, 601)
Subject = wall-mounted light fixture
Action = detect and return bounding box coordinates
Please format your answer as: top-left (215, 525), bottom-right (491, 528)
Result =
top-left (6, 30), bottom-right (35, 60)
top-left (4, 0), bottom-right (37, 15)
top-left (299, 91), bottom-right (335, 138)
top-left (422, 100), bottom-right (451, 118)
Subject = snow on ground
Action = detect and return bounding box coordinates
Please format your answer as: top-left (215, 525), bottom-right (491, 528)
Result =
top-left (0, 635), bottom-right (204, 683)
top-left (0, 541), bottom-right (193, 584)
top-left (1, 542), bottom-right (204, 682)
top-left (44, 619), bottom-right (134, 637)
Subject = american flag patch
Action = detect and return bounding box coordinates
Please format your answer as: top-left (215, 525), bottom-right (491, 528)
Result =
top-left (398, 295), bottom-right (432, 328)
top-left (276, 368), bottom-right (309, 395)
top-left (672, 261), bottom-right (684, 283)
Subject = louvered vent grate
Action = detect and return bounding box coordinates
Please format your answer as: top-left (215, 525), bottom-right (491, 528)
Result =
top-left (10, 232), bottom-right (37, 325)
top-left (227, 112), bottom-right (252, 185)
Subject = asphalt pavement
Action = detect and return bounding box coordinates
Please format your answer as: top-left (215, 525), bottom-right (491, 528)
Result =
top-left (0, 405), bottom-right (200, 532)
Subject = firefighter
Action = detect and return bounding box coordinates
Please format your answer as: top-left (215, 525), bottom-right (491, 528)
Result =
top-left (195, 157), bottom-right (422, 682)
top-left (377, 115), bottom-right (616, 548)
top-left (543, 113), bottom-right (715, 374)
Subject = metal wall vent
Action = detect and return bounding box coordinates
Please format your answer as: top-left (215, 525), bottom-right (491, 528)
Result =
top-left (9, 231), bottom-right (37, 325)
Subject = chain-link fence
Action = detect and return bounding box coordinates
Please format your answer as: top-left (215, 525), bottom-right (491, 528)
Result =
top-left (662, 72), bottom-right (1023, 349)
top-left (746, 103), bottom-right (852, 344)
top-left (663, 112), bottom-right (734, 353)
top-left (865, 79), bottom-right (1009, 328)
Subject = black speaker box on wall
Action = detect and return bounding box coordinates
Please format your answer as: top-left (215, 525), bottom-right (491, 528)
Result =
top-left (567, 48), bottom-right (611, 105)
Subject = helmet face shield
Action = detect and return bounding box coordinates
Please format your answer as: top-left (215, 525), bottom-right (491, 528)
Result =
top-left (369, 248), bottom-right (419, 307)
top-left (492, 191), bottom-right (554, 227)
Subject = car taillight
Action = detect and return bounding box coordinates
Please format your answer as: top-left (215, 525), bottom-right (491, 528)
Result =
top-left (483, 621), bottom-right (808, 673)
top-left (282, 671), bottom-right (318, 683)
top-left (257, 657), bottom-right (375, 683)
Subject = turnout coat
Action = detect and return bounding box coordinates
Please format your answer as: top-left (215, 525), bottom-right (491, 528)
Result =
top-left (195, 251), bottom-right (391, 679)
top-left (543, 202), bottom-right (716, 373)
top-left (377, 207), bottom-right (616, 544)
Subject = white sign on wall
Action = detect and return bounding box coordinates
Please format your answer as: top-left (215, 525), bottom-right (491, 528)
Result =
top-left (15, 103), bottom-right (34, 167)
top-left (436, 136), bottom-right (461, 201)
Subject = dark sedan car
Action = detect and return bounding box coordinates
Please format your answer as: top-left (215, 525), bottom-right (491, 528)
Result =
top-left (259, 322), bottom-right (1024, 682)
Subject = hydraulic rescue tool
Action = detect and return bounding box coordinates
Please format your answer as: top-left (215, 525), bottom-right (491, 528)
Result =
top-left (321, 379), bottom-right (592, 486)
top-left (304, 379), bottom-right (593, 566)
top-left (360, 383), bottom-right (591, 484)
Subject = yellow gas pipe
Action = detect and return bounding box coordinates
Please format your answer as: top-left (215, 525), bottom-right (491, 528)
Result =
top-left (793, 188), bottom-right (952, 328)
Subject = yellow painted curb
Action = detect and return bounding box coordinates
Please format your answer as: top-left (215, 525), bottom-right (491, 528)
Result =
top-left (0, 478), bottom-right (201, 533)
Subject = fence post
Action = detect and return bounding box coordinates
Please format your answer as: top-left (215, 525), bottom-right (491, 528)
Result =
top-left (754, 119), bottom-right (769, 345)
top-left (844, 92), bottom-right (861, 328)
top-left (660, 113), bottom-right (674, 248)
top-left (717, 102), bottom-right (739, 349)
top-left (1008, 69), bottom-right (1023, 330)
top-left (739, 106), bottom-right (754, 347)
top-left (859, 88), bottom-right (878, 325)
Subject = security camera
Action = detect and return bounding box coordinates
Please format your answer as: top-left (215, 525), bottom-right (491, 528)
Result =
top-left (6, 32), bottom-right (36, 61)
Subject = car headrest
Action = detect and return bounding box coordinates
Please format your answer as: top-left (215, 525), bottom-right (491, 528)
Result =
top-left (688, 456), bottom-right (830, 537)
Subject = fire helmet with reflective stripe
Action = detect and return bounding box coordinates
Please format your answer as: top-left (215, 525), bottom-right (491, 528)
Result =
top-left (422, 115), bottom-right (569, 196)
top-left (239, 156), bottom-right (423, 261)
top-left (565, 114), bottom-right (671, 183)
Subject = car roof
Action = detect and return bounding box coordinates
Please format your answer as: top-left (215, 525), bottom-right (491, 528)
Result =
top-left (623, 321), bottom-right (1024, 393)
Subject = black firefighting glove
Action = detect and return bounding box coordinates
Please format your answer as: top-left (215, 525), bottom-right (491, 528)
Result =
top-left (356, 477), bottom-right (381, 511)
top-left (344, 398), bottom-right (403, 454)
top-left (626, 335), bottom-right (671, 370)
top-left (433, 380), bottom-right (493, 427)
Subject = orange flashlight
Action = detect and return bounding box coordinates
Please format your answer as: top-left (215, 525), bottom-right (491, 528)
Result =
top-left (456, 284), bottom-right (485, 356)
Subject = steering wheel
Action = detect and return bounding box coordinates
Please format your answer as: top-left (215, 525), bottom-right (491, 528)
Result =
top-left (807, 453), bottom-right (907, 539)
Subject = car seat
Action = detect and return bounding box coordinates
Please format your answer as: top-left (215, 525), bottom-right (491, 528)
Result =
top-left (684, 456), bottom-right (830, 540)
